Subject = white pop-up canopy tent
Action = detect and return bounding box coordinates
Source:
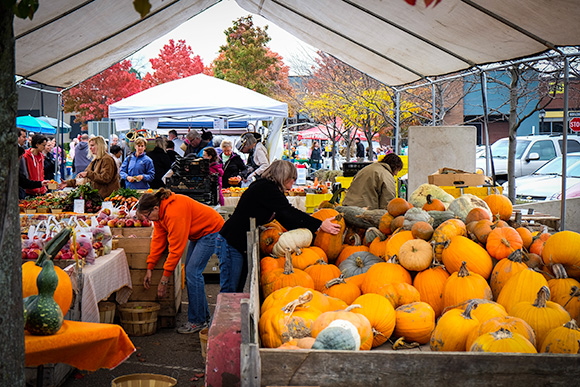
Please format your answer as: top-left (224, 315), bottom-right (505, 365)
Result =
top-left (108, 73), bottom-right (288, 161)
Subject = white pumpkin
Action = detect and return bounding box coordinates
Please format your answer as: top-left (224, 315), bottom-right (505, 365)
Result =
top-left (271, 228), bottom-right (313, 257)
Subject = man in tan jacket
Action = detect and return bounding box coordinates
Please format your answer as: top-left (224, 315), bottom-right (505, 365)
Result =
top-left (342, 153), bottom-right (403, 210)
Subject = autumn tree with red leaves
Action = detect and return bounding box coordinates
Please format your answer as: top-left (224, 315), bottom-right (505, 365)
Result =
top-left (62, 60), bottom-right (142, 126)
top-left (141, 39), bottom-right (205, 89)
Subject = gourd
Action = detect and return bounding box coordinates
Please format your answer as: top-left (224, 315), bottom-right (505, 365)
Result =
top-left (363, 227), bottom-right (385, 246)
top-left (448, 194), bottom-right (492, 223)
top-left (22, 227), bottom-right (74, 316)
top-left (311, 319), bottom-right (360, 351)
top-left (427, 210), bottom-right (456, 229)
top-left (272, 228), bottom-right (313, 257)
top-left (311, 305), bottom-right (372, 350)
top-left (398, 239), bottom-right (433, 272)
top-left (24, 260), bottom-right (64, 335)
top-left (469, 328), bottom-right (537, 353)
top-left (338, 251), bottom-right (381, 278)
top-left (408, 184), bottom-right (455, 209)
top-left (402, 207), bottom-right (433, 230)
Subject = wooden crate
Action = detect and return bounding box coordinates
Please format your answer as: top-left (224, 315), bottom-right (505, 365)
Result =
top-left (25, 363), bottom-right (74, 387)
top-left (111, 226), bottom-right (153, 237)
top-left (115, 237), bottom-right (152, 254)
top-left (125, 252), bottom-right (166, 270)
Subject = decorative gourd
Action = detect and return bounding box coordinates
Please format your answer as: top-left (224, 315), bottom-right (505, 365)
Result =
top-left (402, 207), bottom-right (433, 230)
top-left (484, 194), bottom-right (513, 221)
top-left (390, 216), bottom-right (405, 234)
top-left (363, 227), bottom-right (385, 246)
top-left (378, 213), bottom-right (395, 236)
top-left (442, 235), bottom-right (493, 279)
top-left (469, 219), bottom-right (494, 245)
top-left (469, 328), bottom-right (537, 353)
top-left (322, 275), bottom-right (362, 305)
top-left (317, 187), bottom-right (345, 209)
top-left (361, 260), bottom-right (412, 295)
top-left (387, 198), bottom-right (413, 217)
top-left (311, 305), bottom-right (373, 350)
top-left (486, 227), bottom-right (523, 260)
top-left (260, 286), bottom-right (347, 315)
top-left (261, 250), bottom-right (315, 298)
top-left (258, 291), bottom-right (322, 348)
top-left (304, 261), bottom-right (342, 292)
top-left (496, 268), bottom-right (549, 314)
top-left (338, 251), bottom-right (381, 278)
top-left (427, 210), bottom-right (457, 229)
top-left (351, 293), bottom-right (396, 348)
top-left (442, 261), bottom-right (492, 311)
top-left (385, 230), bottom-right (414, 259)
top-left (335, 206), bottom-right (386, 229)
top-left (408, 183), bottom-right (455, 209)
top-left (515, 227), bottom-right (534, 250)
top-left (541, 319), bottom-right (580, 354)
top-left (259, 226), bottom-right (282, 255)
top-left (336, 235), bottom-right (369, 267)
top-left (510, 286), bottom-right (571, 349)
top-left (311, 319), bottom-right (360, 351)
top-left (398, 239), bottom-right (433, 272)
top-left (466, 315), bottom-right (536, 351)
top-left (422, 194), bottom-right (445, 212)
top-left (22, 227), bottom-right (74, 316)
top-left (542, 231), bottom-right (580, 278)
top-left (430, 301), bottom-right (480, 352)
top-left (271, 228), bottom-right (313, 257)
top-left (411, 221), bottom-right (434, 241)
top-left (548, 264), bottom-right (580, 320)
top-left (448, 194), bottom-right (492, 223)
top-left (522, 251), bottom-right (544, 271)
top-left (394, 302), bottom-right (436, 344)
top-left (291, 247), bottom-right (322, 270)
top-left (413, 264), bottom-right (450, 318)
top-left (465, 207), bottom-right (492, 224)
top-left (24, 260), bottom-right (64, 335)
top-left (378, 282), bottom-right (421, 308)
top-left (312, 210), bottom-right (347, 262)
top-left (490, 249), bottom-right (528, 299)
top-left (431, 219), bottom-right (467, 262)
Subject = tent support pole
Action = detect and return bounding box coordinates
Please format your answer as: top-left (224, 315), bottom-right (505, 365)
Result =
top-left (55, 93), bottom-right (61, 182)
top-left (480, 71), bottom-right (492, 181)
top-left (395, 89), bottom-right (400, 154)
top-left (431, 82), bottom-right (436, 126)
top-left (561, 56), bottom-right (569, 231)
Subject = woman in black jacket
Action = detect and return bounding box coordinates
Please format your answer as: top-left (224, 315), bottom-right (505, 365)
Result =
top-left (219, 139), bottom-right (247, 188)
top-left (147, 137), bottom-right (173, 189)
top-left (216, 160), bottom-right (340, 292)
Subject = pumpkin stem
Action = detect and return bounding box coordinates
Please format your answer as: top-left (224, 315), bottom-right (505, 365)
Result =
top-left (491, 328), bottom-right (513, 340)
top-left (283, 249), bottom-right (295, 275)
top-left (355, 256), bottom-right (365, 268)
top-left (426, 194), bottom-right (433, 205)
top-left (532, 286), bottom-right (550, 308)
top-left (282, 291), bottom-right (313, 314)
top-left (458, 261), bottom-right (470, 278)
top-left (507, 249), bottom-right (523, 263)
top-left (325, 275), bottom-right (346, 288)
top-left (552, 263), bottom-right (568, 280)
top-left (315, 259), bottom-right (327, 266)
top-left (345, 304), bottom-right (362, 312)
top-left (564, 320), bottom-right (580, 331)
top-left (462, 299), bottom-right (478, 320)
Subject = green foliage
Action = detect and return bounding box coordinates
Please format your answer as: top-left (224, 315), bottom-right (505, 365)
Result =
top-left (133, 0), bottom-right (151, 18)
top-left (8, 0), bottom-right (38, 20)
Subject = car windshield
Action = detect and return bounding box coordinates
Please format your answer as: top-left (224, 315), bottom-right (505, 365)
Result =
top-left (533, 155), bottom-right (580, 176)
top-left (480, 139), bottom-right (530, 159)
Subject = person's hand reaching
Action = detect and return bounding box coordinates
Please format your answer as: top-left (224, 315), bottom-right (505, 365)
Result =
top-left (320, 217), bottom-right (341, 234)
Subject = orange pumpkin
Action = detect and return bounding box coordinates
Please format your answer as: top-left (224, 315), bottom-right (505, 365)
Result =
top-left (422, 194), bottom-right (445, 212)
top-left (431, 219), bottom-right (467, 262)
top-left (311, 305), bottom-right (374, 350)
top-left (259, 227), bottom-right (282, 255)
top-left (490, 249), bottom-right (528, 299)
top-left (486, 227), bottom-right (523, 260)
top-left (352, 293), bottom-right (396, 348)
top-left (335, 238), bottom-right (369, 267)
top-left (465, 207), bottom-right (492, 224)
top-left (547, 263), bottom-right (580, 320)
top-left (484, 194), bottom-right (513, 221)
top-left (542, 231), bottom-right (580, 278)
top-left (442, 261), bottom-right (493, 312)
top-left (394, 302), bottom-right (436, 344)
top-left (398, 239), bottom-right (433, 272)
top-left (378, 213), bottom-right (395, 235)
top-left (411, 221), bottom-right (434, 241)
top-left (291, 247), bottom-right (322, 270)
top-left (466, 315), bottom-right (536, 351)
top-left (261, 250), bottom-right (315, 298)
top-left (260, 286), bottom-right (347, 315)
top-left (361, 260), bottom-right (412, 295)
top-left (541, 319), bottom-right (580, 353)
top-left (387, 198), bottom-right (412, 217)
top-left (413, 264), bottom-right (450, 318)
top-left (311, 209), bottom-right (346, 262)
top-left (260, 255), bottom-right (285, 277)
top-left (379, 282), bottom-right (421, 308)
top-left (529, 232), bottom-right (550, 256)
top-left (390, 216), bottom-right (405, 234)
top-left (496, 268), bottom-right (549, 314)
top-left (430, 301), bottom-right (480, 352)
top-left (469, 219), bottom-right (494, 245)
top-left (442, 235), bottom-right (493, 279)
top-left (322, 275), bottom-right (362, 305)
top-left (385, 230), bottom-right (414, 259)
top-left (304, 261), bottom-right (342, 292)
top-left (515, 227), bottom-right (533, 250)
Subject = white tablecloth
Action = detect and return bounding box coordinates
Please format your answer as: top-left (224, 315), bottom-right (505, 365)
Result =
top-left (223, 195), bottom-right (307, 212)
top-left (66, 249), bottom-right (132, 323)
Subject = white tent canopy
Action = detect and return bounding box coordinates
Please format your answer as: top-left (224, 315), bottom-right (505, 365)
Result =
top-left (14, 0), bottom-right (580, 88)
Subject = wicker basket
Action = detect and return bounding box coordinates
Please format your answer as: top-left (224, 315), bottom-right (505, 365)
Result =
top-left (98, 301), bottom-right (116, 324)
top-left (111, 373), bottom-right (177, 387)
top-left (117, 302), bottom-right (160, 336)
top-left (199, 327), bottom-right (209, 359)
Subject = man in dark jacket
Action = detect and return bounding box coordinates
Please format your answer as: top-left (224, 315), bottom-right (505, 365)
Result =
top-left (147, 137), bottom-right (173, 189)
top-left (73, 134), bottom-right (91, 175)
top-left (355, 138), bottom-right (365, 162)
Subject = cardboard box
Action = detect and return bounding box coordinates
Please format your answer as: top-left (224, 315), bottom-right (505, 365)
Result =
top-left (428, 168), bottom-right (487, 187)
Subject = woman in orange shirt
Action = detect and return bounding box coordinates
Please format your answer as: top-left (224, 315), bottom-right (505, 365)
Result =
top-left (136, 188), bottom-right (224, 334)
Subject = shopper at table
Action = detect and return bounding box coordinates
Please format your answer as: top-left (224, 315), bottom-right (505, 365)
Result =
top-left (147, 137), bottom-right (173, 189)
top-left (237, 132), bottom-right (269, 184)
top-left (219, 139), bottom-right (246, 188)
top-left (20, 133), bottom-right (48, 196)
top-left (342, 153), bottom-right (404, 210)
top-left (43, 137), bottom-right (56, 180)
top-left (136, 188), bottom-right (224, 334)
top-left (120, 137), bottom-right (155, 189)
top-left (165, 140), bottom-right (180, 164)
top-left (18, 145), bottom-right (48, 199)
top-left (217, 160), bottom-right (341, 292)
top-left (60, 136), bottom-right (120, 198)
top-left (202, 147), bottom-right (224, 206)
top-left (309, 141), bottom-right (323, 170)
top-left (73, 134), bottom-right (91, 177)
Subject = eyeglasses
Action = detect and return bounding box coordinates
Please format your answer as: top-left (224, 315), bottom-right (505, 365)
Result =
top-left (142, 209), bottom-right (153, 220)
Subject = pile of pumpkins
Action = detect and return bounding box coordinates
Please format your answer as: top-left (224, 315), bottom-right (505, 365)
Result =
top-left (258, 189), bottom-right (580, 353)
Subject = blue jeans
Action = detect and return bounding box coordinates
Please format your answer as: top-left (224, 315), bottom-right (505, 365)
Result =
top-left (215, 234), bottom-right (244, 293)
top-left (185, 232), bottom-right (218, 324)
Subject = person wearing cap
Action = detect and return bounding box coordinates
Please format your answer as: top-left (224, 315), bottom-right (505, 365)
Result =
top-left (237, 132), bottom-right (269, 183)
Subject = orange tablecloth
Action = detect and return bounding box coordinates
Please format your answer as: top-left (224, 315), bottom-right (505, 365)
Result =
top-left (25, 320), bottom-right (135, 371)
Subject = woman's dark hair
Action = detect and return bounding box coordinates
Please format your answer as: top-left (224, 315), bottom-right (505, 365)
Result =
top-left (166, 140), bottom-right (175, 149)
top-left (136, 188), bottom-right (173, 213)
top-left (18, 145), bottom-right (25, 157)
top-left (31, 134), bottom-right (48, 148)
top-left (204, 147), bottom-right (218, 162)
top-left (380, 153), bottom-right (403, 173)
top-left (110, 145), bottom-right (122, 154)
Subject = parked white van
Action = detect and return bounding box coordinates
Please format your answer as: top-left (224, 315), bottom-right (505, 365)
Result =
top-left (476, 134), bottom-right (580, 183)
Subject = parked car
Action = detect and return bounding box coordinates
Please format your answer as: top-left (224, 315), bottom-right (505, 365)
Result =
top-left (502, 153), bottom-right (580, 201)
top-left (557, 181), bottom-right (580, 199)
top-left (476, 135), bottom-right (580, 183)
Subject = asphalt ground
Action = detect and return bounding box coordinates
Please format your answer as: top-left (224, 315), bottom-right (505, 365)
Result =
top-left (60, 275), bottom-right (221, 387)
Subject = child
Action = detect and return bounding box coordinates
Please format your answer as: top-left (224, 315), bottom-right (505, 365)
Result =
top-left (203, 147), bottom-right (224, 206)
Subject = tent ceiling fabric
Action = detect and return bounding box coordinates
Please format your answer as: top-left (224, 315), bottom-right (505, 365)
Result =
top-left (14, 0), bottom-right (218, 88)
top-left (13, 0), bottom-right (580, 88)
top-left (235, 0), bottom-right (580, 86)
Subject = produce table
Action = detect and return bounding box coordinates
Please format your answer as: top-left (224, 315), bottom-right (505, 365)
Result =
top-left (25, 320), bottom-right (135, 371)
top-left (65, 249), bottom-right (132, 323)
top-left (223, 195), bottom-right (308, 212)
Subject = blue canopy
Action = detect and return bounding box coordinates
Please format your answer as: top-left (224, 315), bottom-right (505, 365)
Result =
top-left (16, 116), bottom-right (56, 134)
